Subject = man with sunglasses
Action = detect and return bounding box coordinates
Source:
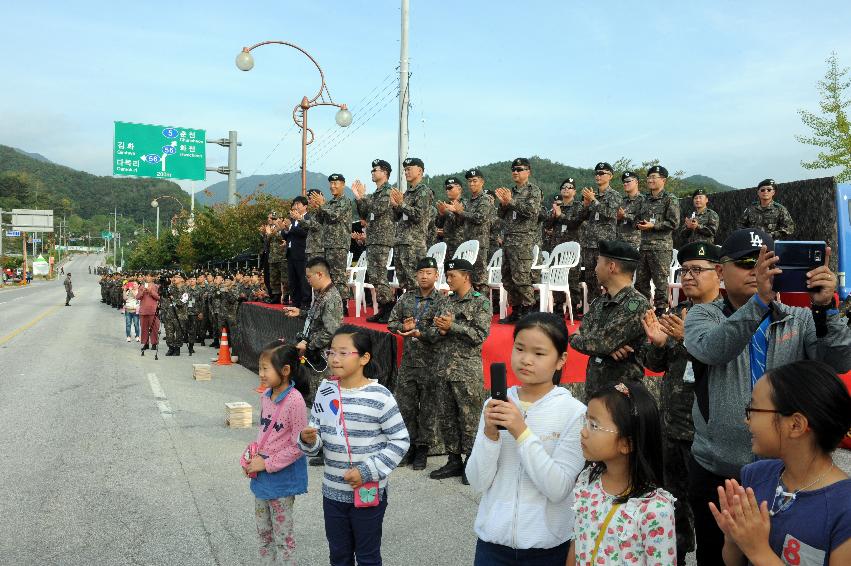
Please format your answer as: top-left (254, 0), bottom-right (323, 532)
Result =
top-left (353, 159), bottom-right (396, 323)
top-left (616, 170), bottom-right (644, 250)
top-left (578, 162), bottom-right (622, 304)
top-left (392, 157), bottom-right (434, 296)
top-left (738, 178), bottom-right (795, 241)
top-left (546, 177), bottom-right (584, 314)
top-left (683, 228), bottom-right (851, 565)
top-left (495, 158), bottom-right (543, 323)
top-left (680, 188), bottom-right (719, 244)
top-left (460, 168), bottom-right (496, 294)
top-left (635, 165), bottom-right (680, 314)
top-left (638, 241), bottom-right (723, 565)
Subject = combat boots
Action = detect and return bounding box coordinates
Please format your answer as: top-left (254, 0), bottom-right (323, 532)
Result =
top-left (429, 453), bottom-right (463, 479)
top-left (399, 447), bottom-right (415, 467)
top-left (461, 453), bottom-right (471, 485)
top-left (188, 344), bottom-right (194, 356)
top-left (498, 305), bottom-right (523, 325)
top-left (412, 447), bottom-right (428, 471)
top-left (367, 301), bottom-right (393, 324)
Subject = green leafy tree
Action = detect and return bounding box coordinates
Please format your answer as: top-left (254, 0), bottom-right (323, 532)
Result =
top-left (797, 52), bottom-right (851, 182)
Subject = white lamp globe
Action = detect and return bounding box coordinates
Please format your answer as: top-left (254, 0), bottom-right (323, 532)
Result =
top-left (335, 107), bottom-right (353, 127)
top-left (236, 50), bottom-right (254, 71)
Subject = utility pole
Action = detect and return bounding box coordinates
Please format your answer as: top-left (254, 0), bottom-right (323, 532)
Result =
top-left (206, 132), bottom-right (241, 205)
top-left (398, 0), bottom-right (410, 189)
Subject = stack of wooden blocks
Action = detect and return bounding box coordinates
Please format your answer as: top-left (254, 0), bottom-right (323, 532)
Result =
top-left (193, 364), bottom-right (212, 381)
top-left (225, 402), bottom-right (253, 428)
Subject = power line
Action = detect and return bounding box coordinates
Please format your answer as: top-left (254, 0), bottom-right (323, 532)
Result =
top-left (247, 122), bottom-right (298, 178)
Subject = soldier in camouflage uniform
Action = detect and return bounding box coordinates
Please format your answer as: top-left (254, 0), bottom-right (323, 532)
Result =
top-left (635, 165), bottom-right (681, 312)
top-left (545, 178), bottom-right (584, 314)
top-left (266, 215), bottom-right (288, 303)
top-left (460, 168), bottom-right (495, 294)
top-left (569, 240), bottom-right (649, 402)
top-left (578, 162), bottom-right (622, 305)
top-left (637, 241), bottom-right (722, 565)
top-left (679, 189), bottom-right (719, 244)
top-left (210, 274), bottom-right (225, 346)
top-left (162, 274), bottom-right (185, 356)
top-left (737, 178), bottom-right (795, 240)
top-left (311, 173), bottom-right (353, 313)
top-left (495, 157), bottom-right (543, 324)
top-left (386, 256), bottom-right (447, 470)
top-left (391, 157), bottom-right (433, 293)
top-left (219, 277), bottom-right (241, 347)
top-left (429, 258), bottom-right (492, 484)
top-left (435, 177), bottom-right (466, 260)
top-left (488, 195), bottom-right (504, 258)
top-left (426, 203), bottom-right (438, 250)
top-left (284, 257), bottom-right (343, 465)
top-left (617, 171), bottom-right (644, 250)
top-left (353, 159), bottom-right (395, 323)
top-left (185, 275), bottom-right (202, 350)
top-left (302, 190), bottom-right (324, 263)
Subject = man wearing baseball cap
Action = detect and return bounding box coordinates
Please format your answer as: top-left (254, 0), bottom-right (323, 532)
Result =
top-left (578, 162), bottom-right (622, 304)
top-left (352, 159), bottom-right (396, 323)
top-left (430, 258), bottom-right (491, 482)
top-left (679, 189), bottom-right (719, 245)
top-left (436, 177), bottom-right (466, 259)
top-left (737, 178), bottom-right (795, 241)
top-left (683, 228), bottom-right (850, 564)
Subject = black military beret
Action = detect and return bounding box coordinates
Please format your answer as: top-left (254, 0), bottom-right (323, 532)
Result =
top-left (560, 178), bottom-right (576, 189)
top-left (416, 257), bottom-right (438, 270)
top-left (721, 228), bottom-right (774, 261)
top-left (445, 258), bottom-right (474, 273)
top-left (403, 157), bottom-right (424, 169)
top-left (692, 188), bottom-right (707, 197)
top-left (621, 171), bottom-right (638, 183)
top-left (444, 177), bottom-right (462, 188)
top-left (328, 173), bottom-right (345, 182)
top-left (648, 165), bottom-right (669, 178)
top-left (595, 162), bottom-right (613, 173)
top-left (598, 240), bottom-right (640, 263)
top-left (678, 242), bottom-right (722, 264)
top-left (306, 188), bottom-right (322, 197)
top-left (757, 178), bottom-right (776, 189)
top-left (371, 159), bottom-right (392, 173)
top-left (511, 157), bottom-right (531, 168)
top-left (465, 168), bottom-right (484, 179)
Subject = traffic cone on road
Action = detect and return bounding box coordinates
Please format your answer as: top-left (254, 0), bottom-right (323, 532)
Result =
top-left (214, 327), bottom-right (233, 366)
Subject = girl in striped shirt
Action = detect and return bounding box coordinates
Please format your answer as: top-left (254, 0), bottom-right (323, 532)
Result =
top-left (298, 325), bottom-right (410, 566)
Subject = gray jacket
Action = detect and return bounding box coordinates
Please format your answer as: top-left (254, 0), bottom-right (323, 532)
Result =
top-left (684, 295), bottom-right (851, 477)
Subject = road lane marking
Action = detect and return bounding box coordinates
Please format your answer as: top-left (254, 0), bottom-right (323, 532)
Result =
top-left (147, 372), bottom-right (174, 421)
top-left (0, 305), bottom-right (62, 346)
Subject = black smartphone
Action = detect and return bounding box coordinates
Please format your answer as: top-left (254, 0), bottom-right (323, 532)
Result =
top-left (490, 363), bottom-right (508, 431)
top-left (772, 241), bottom-right (827, 293)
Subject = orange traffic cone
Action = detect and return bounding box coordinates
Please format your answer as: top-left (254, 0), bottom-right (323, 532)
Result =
top-left (215, 327), bottom-right (233, 366)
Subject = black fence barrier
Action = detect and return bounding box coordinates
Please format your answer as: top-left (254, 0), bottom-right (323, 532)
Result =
top-left (235, 302), bottom-right (399, 389)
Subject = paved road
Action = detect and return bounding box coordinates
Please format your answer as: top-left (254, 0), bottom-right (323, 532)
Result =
top-left (1, 254), bottom-right (848, 565)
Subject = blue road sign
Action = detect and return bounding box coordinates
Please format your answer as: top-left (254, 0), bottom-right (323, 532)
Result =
top-left (6, 230), bottom-right (21, 237)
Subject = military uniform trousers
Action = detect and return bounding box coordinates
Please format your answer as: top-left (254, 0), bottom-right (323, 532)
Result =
top-left (323, 247), bottom-right (350, 302)
top-left (165, 316), bottom-right (188, 348)
top-left (395, 364), bottom-right (439, 450)
top-left (583, 357), bottom-right (643, 403)
top-left (471, 243), bottom-right (490, 295)
top-left (581, 247), bottom-right (602, 303)
top-left (393, 243), bottom-right (426, 292)
top-left (268, 261), bottom-right (289, 298)
top-left (501, 244), bottom-right (534, 307)
top-left (366, 245), bottom-right (393, 305)
top-left (635, 248), bottom-right (672, 309)
top-left (438, 375), bottom-right (486, 456)
top-left (665, 435), bottom-right (696, 564)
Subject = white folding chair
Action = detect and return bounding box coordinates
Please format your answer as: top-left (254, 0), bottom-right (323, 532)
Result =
top-left (347, 251), bottom-right (369, 318)
top-left (452, 239), bottom-right (480, 264)
top-left (486, 249), bottom-right (507, 318)
top-left (426, 242), bottom-right (449, 292)
top-left (363, 248), bottom-right (394, 312)
top-left (540, 242), bottom-right (581, 324)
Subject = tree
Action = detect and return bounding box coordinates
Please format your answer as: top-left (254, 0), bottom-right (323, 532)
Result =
top-left (797, 52), bottom-right (851, 182)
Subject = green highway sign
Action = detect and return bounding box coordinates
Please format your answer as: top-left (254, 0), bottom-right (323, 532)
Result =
top-left (101, 230), bottom-right (114, 240)
top-left (113, 121), bottom-right (206, 181)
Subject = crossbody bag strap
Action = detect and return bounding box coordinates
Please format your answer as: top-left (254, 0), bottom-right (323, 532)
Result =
top-left (334, 379), bottom-right (354, 467)
top-left (590, 502), bottom-right (621, 564)
top-left (257, 383), bottom-right (293, 450)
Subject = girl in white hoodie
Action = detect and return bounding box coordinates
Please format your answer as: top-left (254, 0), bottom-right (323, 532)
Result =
top-left (467, 312), bottom-right (586, 565)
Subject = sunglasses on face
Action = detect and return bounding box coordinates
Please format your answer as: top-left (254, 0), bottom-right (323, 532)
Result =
top-left (731, 257), bottom-right (759, 269)
top-left (511, 167), bottom-right (528, 173)
top-left (594, 171), bottom-right (608, 176)
top-left (759, 188), bottom-right (774, 192)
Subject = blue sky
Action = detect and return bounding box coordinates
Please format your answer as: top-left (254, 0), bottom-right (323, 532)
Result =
top-left (2, 1), bottom-right (850, 194)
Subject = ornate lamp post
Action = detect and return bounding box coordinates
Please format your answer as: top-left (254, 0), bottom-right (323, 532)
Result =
top-left (236, 41), bottom-right (352, 196)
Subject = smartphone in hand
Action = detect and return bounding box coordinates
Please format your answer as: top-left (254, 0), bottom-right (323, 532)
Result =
top-left (772, 241), bottom-right (827, 293)
top-left (490, 363), bottom-right (508, 431)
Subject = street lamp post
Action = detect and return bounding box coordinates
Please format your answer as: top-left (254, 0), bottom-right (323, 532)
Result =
top-left (236, 41), bottom-right (352, 196)
top-left (151, 195), bottom-right (185, 240)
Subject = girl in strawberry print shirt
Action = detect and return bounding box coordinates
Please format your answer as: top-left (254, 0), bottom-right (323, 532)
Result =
top-left (243, 341), bottom-right (310, 565)
top-left (568, 382), bottom-right (676, 565)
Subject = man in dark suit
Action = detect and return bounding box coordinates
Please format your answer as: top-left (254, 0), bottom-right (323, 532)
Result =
top-left (286, 196), bottom-right (310, 308)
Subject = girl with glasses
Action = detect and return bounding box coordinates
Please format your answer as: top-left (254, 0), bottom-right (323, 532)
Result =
top-left (710, 360), bottom-right (851, 565)
top-left (298, 325), bottom-right (409, 566)
top-left (568, 381), bottom-right (675, 565)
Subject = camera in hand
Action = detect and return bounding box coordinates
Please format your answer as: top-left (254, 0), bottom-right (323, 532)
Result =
top-left (772, 241), bottom-right (827, 293)
top-left (490, 362), bottom-right (508, 431)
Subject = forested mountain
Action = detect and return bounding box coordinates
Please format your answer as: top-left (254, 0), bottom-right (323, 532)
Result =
top-left (197, 171), bottom-right (330, 205)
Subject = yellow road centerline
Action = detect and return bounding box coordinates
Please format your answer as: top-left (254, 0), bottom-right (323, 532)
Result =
top-left (0, 305), bottom-right (63, 346)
